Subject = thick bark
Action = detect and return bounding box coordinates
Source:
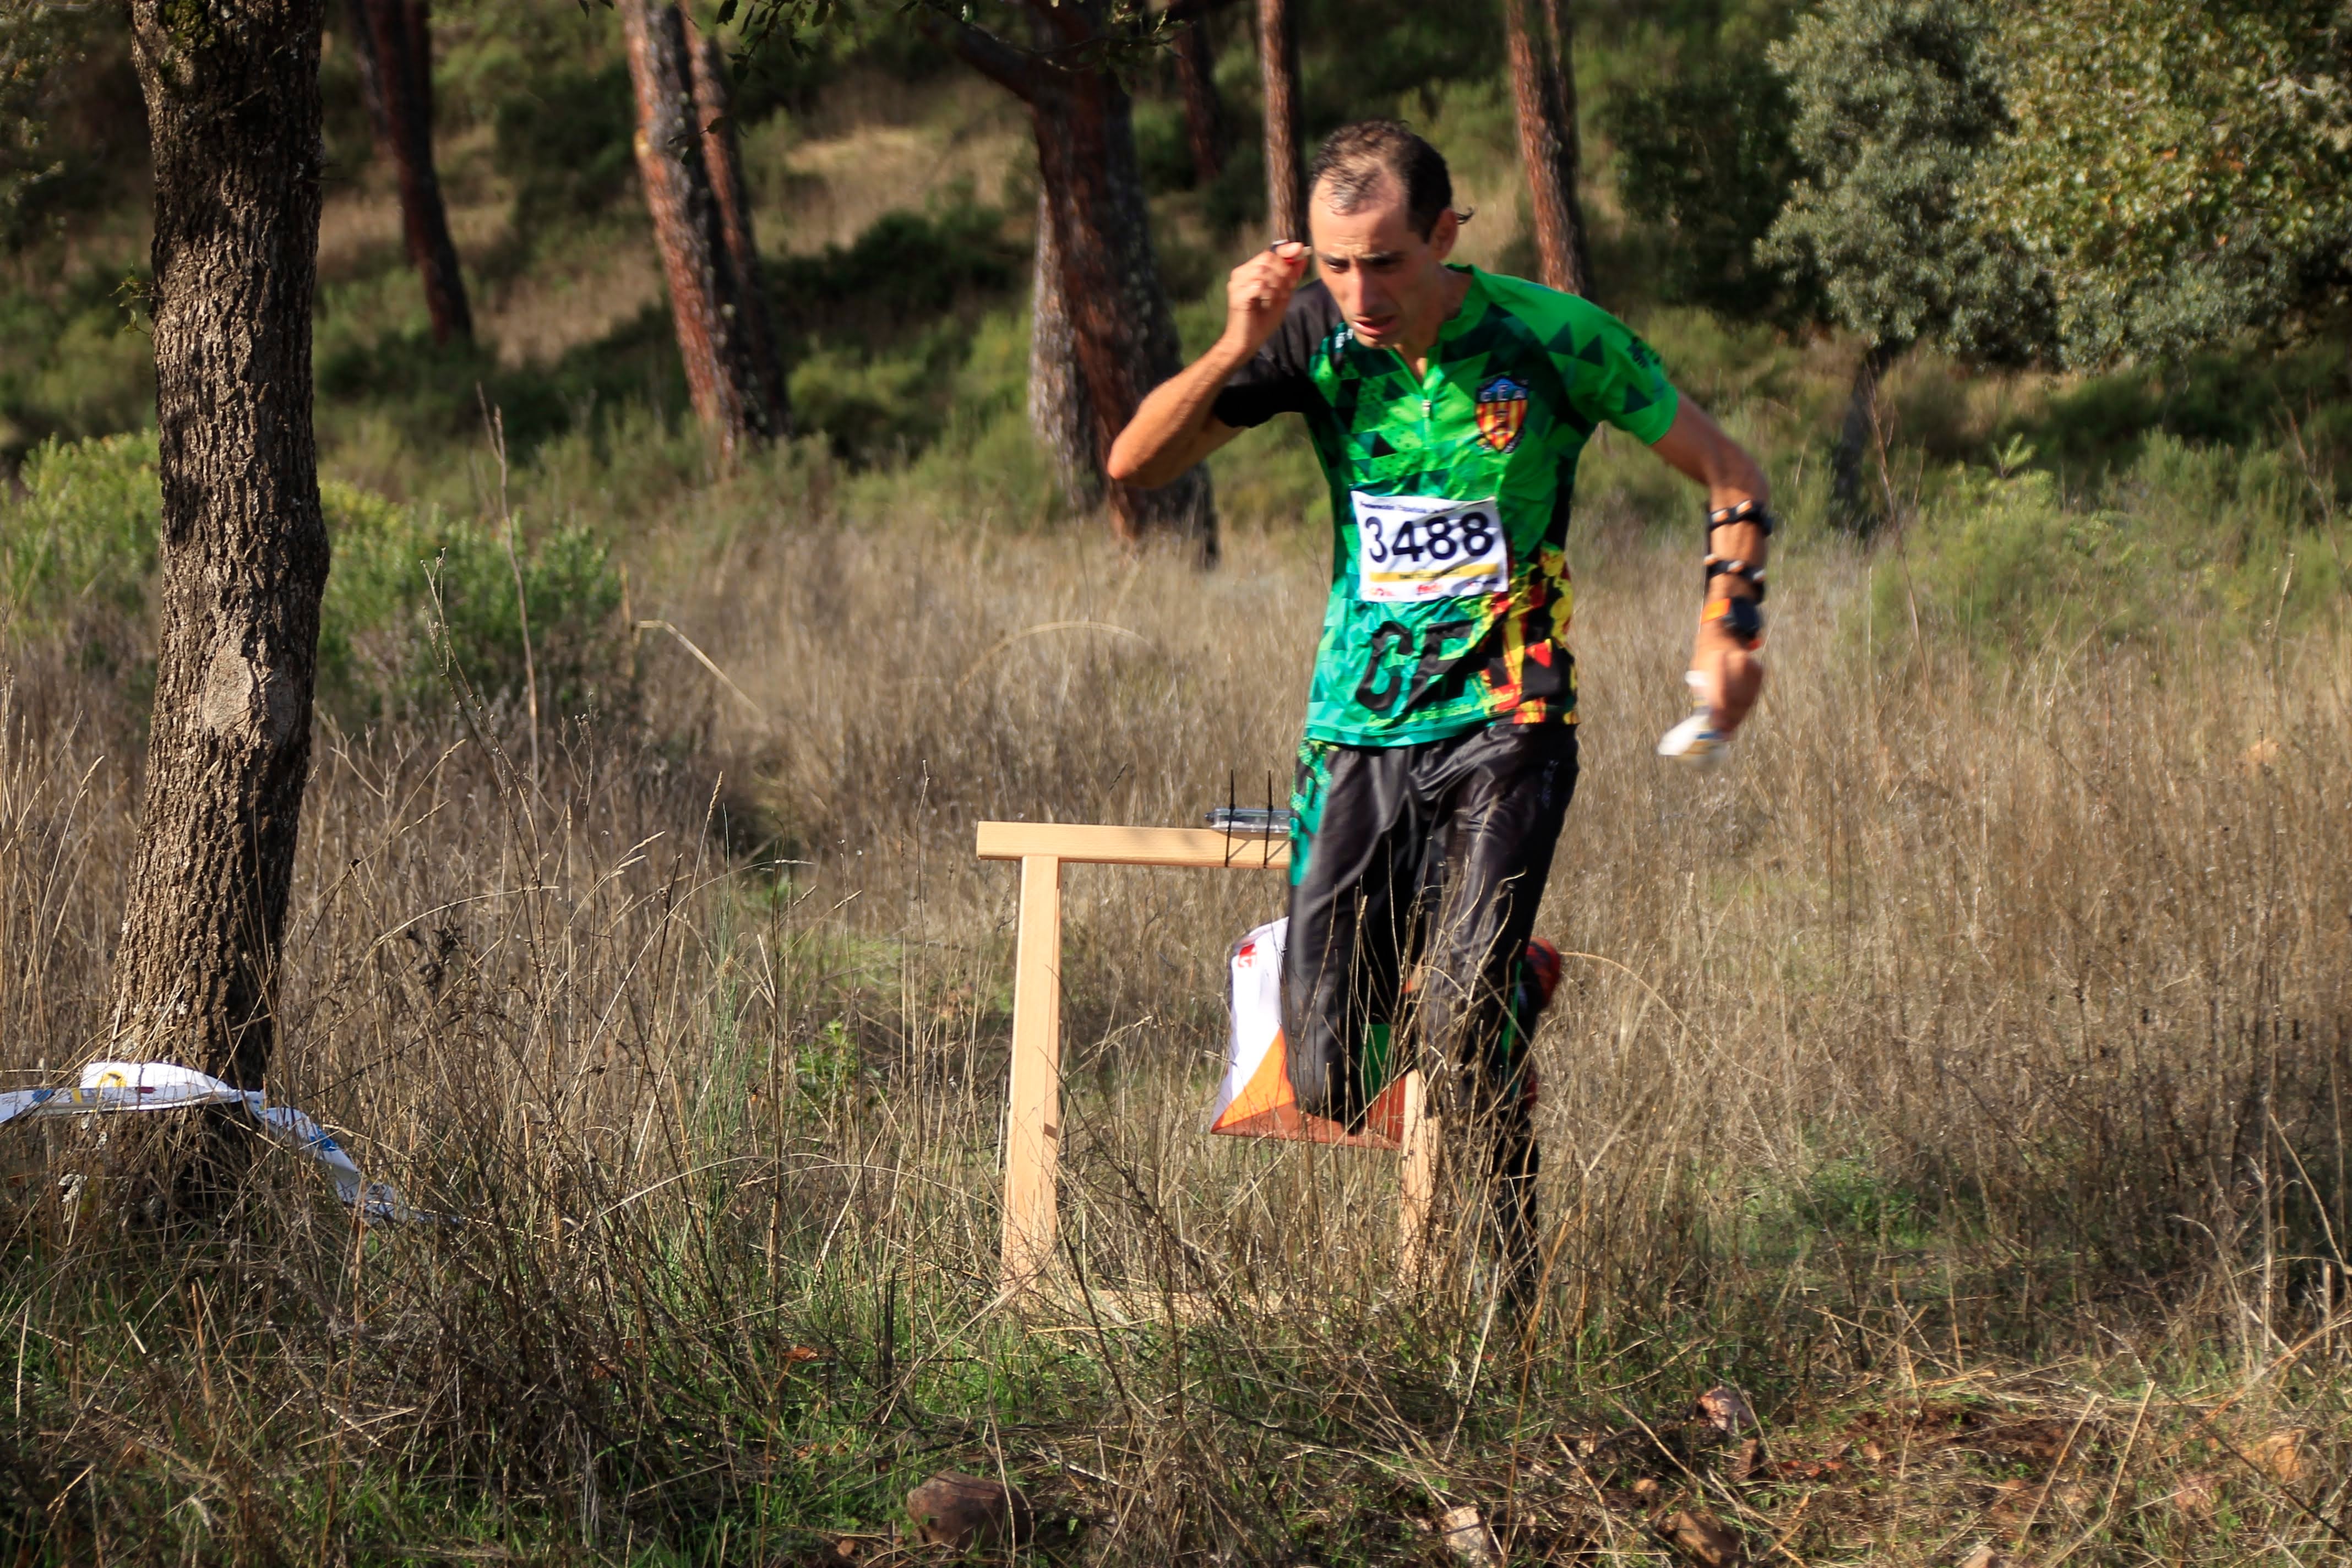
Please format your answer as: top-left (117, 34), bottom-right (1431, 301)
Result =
top-left (1503, 0), bottom-right (1591, 296)
top-left (345, 0), bottom-right (470, 343)
top-left (937, 2), bottom-right (1216, 557)
top-left (687, 26), bottom-right (789, 436)
top-left (1028, 190), bottom-right (1099, 510)
top-left (1832, 339), bottom-right (1904, 535)
top-left (1030, 59), bottom-right (1216, 555)
top-left (1173, 13), bottom-right (1224, 185)
top-left (117, 0), bottom-right (329, 1086)
top-left (1256, 0), bottom-right (1303, 240)
top-left (619, 0), bottom-right (777, 461)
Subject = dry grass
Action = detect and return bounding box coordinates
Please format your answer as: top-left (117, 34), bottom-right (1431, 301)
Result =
top-left (2, 477), bottom-right (2349, 1561)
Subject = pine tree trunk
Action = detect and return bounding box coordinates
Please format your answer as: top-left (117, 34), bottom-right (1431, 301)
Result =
top-left (1031, 62), bottom-right (1217, 558)
top-left (346, 0), bottom-right (470, 344)
top-left (1503, 0), bottom-right (1591, 296)
top-left (1028, 189), bottom-right (1099, 511)
top-left (1256, 0), bottom-right (1303, 241)
top-left (687, 26), bottom-right (789, 437)
top-left (1832, 338), bottom-right (1903, 535)
top-left (933, 2), bottom-right (1217, 558)
top-left (116, 0), bottom-right (329, 1087)
top-left (619, 0), bottom-right (775, 461)
top-left (1174, 13), bottom-right (1224, 186)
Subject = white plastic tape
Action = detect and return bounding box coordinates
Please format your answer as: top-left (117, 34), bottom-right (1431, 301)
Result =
top-left (0, 1061), bottom-right (414, 1222)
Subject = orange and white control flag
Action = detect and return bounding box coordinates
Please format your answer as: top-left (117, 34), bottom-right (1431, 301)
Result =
top-left (1204, 918), bottom-right (1411, 1150)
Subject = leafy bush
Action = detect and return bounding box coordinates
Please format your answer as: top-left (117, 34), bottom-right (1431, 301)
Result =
top-left (0, 432), bottom-right (628, 723)
top-left (320, 484), bottom-right (629, 725)
top-left (1878, 433), bottom-right (2346, 658)
top-left (492, 66), bottom-right (638, 232)
top-left (1605, 57), bottom-right (1822, 329)
top-left (1, 429), bottom-right (162, 633)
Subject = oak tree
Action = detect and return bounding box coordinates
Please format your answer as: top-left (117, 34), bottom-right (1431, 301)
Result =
top-left (1763, 0), bottom-right (2051, 529)
top-left (112, 0), bottom-right (331, 1088)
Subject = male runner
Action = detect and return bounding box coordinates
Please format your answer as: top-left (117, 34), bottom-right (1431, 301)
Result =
top-left (1108, 121), bottom-right (1771, 1290)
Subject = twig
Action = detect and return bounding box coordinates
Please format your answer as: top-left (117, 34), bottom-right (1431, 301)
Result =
top-left (634, 619), bottom-right (768, 723)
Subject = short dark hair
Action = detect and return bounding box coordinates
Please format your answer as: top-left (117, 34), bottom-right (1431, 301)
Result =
top-left (1306, 120), bottom-right (1455, 239)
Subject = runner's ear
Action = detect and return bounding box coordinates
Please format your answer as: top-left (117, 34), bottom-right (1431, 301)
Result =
top-left (1427, 207), bottom-right (1460, 260)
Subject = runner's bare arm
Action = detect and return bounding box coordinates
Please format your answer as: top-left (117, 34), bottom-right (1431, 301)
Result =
top-left (1108, 243), bottom-right (1311, 488)
top-left (1649, 400), bottom-right (1770, 734)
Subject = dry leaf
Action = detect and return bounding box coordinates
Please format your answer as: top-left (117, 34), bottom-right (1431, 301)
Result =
top-left (1435, 1505), bottom-right (1500, 1568)
top-left (2170, 1469), bottom-right (2220, 1520)
top-left (2252, 1428), bottom-right (2310, 1486)
top-left (1631, 1477), bottom-right (1664, 1502)
top-left (1986, 1476), bottom-right (2037, 1528)
top-left (1728, 1436), bottom-right (1765, 1484)
top-left (1662, 1508), bottom-right (1744, 1566)
top-left (904, 1472), bottom-right (1033, 1549)
top-left (1697, 1383), bottom-right (1757, 1438)
top-left (1955, 1544), bottom-right (2008, 1568)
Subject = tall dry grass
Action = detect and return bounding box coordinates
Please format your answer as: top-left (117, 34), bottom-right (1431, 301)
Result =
top-left (2, 505), bottom-right (2348, 1561)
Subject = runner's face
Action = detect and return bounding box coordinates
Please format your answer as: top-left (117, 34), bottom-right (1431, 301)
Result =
top-left (1308, 176), bottom-right (1459, 353)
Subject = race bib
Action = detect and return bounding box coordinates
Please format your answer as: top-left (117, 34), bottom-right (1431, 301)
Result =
top-left (1352, 492), bottom-right (1508, 603)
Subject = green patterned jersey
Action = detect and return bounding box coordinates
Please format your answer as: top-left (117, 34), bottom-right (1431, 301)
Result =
top-left (1213, 265), bottom-right (1680, 746)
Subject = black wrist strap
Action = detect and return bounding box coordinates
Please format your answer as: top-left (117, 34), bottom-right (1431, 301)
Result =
top-left (1706, 499), bottom-right (1777, 541)
top-left (1705, 556), bottom-right (1767, 603)
top-left (1702, 595), bottom-right (1765, 646)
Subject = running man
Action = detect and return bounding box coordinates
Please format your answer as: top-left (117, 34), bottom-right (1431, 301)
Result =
top-left (1107, 121), bottom-right (1772, 1294)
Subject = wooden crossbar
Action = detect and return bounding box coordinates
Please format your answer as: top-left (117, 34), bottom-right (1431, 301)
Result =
top-left (978, 820), bottom-right (1434, 1294)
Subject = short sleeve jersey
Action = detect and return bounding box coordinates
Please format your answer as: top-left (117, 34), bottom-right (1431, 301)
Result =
top-left (1213, 265), bottom-right (1679, 746)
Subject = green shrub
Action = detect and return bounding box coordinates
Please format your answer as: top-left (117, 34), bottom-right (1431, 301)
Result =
top-left (320, 485), bottom-right (628, 725)
top-left (0, 432), bottom-right (627, 723)
top-left (1876, 432), bottom-right (2347, 660)
top-left (1, 429), bottom-right (161, 632)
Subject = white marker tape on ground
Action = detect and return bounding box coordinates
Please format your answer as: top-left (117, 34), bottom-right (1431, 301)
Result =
top-left (0, 1061), bottom-right (415, 1222)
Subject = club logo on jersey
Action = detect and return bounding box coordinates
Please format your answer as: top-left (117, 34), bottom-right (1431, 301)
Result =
top-left (1474, 376), bottom-right (1528, 454)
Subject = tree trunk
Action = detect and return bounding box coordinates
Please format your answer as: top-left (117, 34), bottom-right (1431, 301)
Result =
top-left (116, 0), bottom-right (330, 1087)
top-left (345, 0), bottom-right (470, 344)
top-left (934, 2), bottom-right (1217, 558)
top-left (1028, 189), bottom-right (1099, 511)
top-left (619, 0), bottom-right (776, 462)
top-left (1502, 0), bottom-right (1591, 296)
top-left (1031, 63), bottom-right (1217, 557)
top-left (1256, 0), bottom-right (1303, 241)
top-left (1174, 12), bottom-right (1224, 186)
top-left (687, 26), bottom-right (789, 436)
top-left (1832, 339), bottom-right (1903, 535)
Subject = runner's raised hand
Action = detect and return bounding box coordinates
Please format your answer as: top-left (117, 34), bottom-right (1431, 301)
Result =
top-left (1223, 242), bottom-right (1310, 355)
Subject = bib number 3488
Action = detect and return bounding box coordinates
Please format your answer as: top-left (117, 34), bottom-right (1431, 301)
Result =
top-left (1353, 492), bottom-right (1508, 603)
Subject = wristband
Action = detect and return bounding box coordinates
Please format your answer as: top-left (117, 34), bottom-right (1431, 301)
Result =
top-left (1706, 499), bottom-right (1777, 542)
top-left (1701, 595), bottom-right (1764, 646)
top-left (1704, 556), bottom-right (1766, 603)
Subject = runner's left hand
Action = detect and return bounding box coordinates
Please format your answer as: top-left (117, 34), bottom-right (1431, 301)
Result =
top-left (1691, 619), bottom-right (1764, 735)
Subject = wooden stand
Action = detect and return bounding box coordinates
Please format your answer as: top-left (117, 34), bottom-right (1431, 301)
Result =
top-left (976, 821), bottom-right (1437, 1294)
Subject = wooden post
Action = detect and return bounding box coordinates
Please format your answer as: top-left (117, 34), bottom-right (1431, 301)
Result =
top-left (1397, 1068), bottom-right (1438, 1286)
top-left (999, 853), bottom-right (1065, 1289)
top-left (981, 823), bottom-right (1286, 1294)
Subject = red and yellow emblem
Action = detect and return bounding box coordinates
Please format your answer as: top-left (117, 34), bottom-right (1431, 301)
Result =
top-left (1475, 375), bottom-right (1529, 454)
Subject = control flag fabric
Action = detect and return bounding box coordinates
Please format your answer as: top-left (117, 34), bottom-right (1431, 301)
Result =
top-left (1204, 917), bottom-right (1411, 1149)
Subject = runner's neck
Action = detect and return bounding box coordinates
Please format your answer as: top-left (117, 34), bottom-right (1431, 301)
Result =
top-left (1396, 266), bottom-right (1477, 378)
